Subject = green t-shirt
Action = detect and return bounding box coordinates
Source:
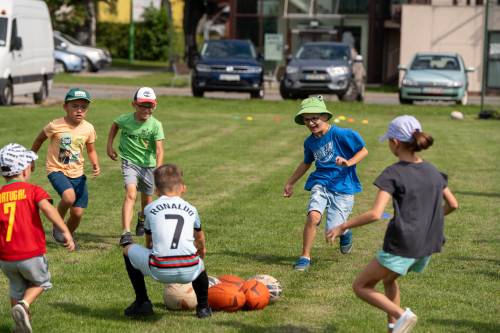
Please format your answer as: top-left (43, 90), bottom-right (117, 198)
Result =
top-left (114, 113), bottom-right (165, 167)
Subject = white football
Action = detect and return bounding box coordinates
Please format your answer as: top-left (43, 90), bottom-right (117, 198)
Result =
top-left (450, 111), bottom-right (464, 120)
top-left (208, 275), bottom-right (221, 288)
top-left (249, 274), bottom-right (283, 303)
top-left (164, 283), bottom-right (197, 310)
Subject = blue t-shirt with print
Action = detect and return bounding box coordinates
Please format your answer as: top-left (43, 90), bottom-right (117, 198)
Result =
top-left (303, 125), bottom-right (365, 194)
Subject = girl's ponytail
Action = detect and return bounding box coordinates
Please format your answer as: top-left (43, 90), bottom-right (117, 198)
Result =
top-left (410, 130), bottom-right (433, 152)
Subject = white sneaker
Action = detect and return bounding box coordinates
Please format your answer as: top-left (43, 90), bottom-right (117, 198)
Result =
top-left (393, 308), bottom-right (417, 333)
top-left (11, 303), bottom-right (32, 333)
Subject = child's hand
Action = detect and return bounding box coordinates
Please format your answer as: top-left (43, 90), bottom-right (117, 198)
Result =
top-left (107, 147), bottom-right (118, 161)
top-left (335, 156), bottom-right (350, 167)
top-left (92, 164), bottom-right (100, 177)
top-left (325, 226), bottom-right (343, 244)
top-left (197, 247), bottom-right (206, 259)
top-left (64, 233), bottom-right (76, 251)
top-left (283, 184), bottom-right (294, 197)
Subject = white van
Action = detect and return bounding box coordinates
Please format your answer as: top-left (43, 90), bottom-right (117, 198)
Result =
top-left (0, 0), bottom-right (54, 105)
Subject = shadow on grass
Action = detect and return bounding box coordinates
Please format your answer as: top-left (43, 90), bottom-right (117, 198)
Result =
top-left (429, 319), bottom-right (500, 333)
top-left (0, 322), bottom-right (13, 333)
top-left (51, 302), bottom-right (162, 323)
top-left (45, 231), bottom-right (117, 251)
top-left (212, 250), bottom-right (296, 267)
top-left (455, 190), bottom-right (500, 198)
top-left (221, 321), bottom-right (335, 333)
top-left (452, 255), bottom-right (500, 266)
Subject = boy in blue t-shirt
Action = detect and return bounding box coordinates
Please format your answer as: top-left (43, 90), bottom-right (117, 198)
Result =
top-left (283, 96), bottom-right (368, 271)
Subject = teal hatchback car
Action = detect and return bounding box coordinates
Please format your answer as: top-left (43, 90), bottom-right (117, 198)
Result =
top-left (398, 53), bottom-right (475, 105)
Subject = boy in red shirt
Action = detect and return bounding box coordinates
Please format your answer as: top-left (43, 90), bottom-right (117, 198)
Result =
top-left (0, 143), bottom-right (75, 333)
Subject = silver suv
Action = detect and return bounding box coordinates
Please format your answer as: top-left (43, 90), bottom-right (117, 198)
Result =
top-left (280, 42), bottom-right (365, 101)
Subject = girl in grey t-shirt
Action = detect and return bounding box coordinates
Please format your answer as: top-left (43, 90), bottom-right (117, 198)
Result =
top-left (326, 115), bottom-right (458, 333)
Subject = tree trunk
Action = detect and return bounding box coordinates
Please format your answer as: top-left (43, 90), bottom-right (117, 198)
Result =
top-left (86, 0), bottom-right (97, 46)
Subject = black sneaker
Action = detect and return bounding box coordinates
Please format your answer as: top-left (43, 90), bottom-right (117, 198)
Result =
top-left (196, 306), bottom-right (212, 319)
top-left (119, 232), bottom-right (134, 247)
top-left (135, 214), bottom-right (145, 237)
top-left (124, 300), bottom-right (154, 317)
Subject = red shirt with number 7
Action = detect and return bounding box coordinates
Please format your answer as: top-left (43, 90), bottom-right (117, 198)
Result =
top-left (0, 181), bottom-right (50, 261)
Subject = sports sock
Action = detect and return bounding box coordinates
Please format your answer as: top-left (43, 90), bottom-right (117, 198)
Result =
top-left (192, 270), bottom-right (209, 308)
top-left (123, 255), bottom-right (149, 303)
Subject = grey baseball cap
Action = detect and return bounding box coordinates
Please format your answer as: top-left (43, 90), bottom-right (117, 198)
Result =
top-left (379, 115), bottom-right (422, 142)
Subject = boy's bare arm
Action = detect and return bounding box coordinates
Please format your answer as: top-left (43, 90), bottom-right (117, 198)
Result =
top-left (194, 230), bottom-right (206, 259)
top-left (86, 142), bottom-right (100, 177)
top-left (31, 130), bottom-right (48, 153)
top-left (38, 199), bottom-right (75, 251)
top-left (106, 123), bottom-right (119, 160)
top-left (443, 187), bottom-right (458, 215)
top-left (283, 162), bottom-right (311, 197)
top-left (155, 140), bottom-right (164, 168)
top-left (336, 147), bottom-right (368, 167)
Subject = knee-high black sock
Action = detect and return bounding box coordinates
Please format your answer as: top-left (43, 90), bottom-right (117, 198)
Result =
top-left (123, 255), bottom-right (149, 303)
top-left (192, 270), bottom-right (209, 308)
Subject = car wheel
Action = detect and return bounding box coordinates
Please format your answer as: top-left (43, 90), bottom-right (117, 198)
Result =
top-left (250, 88), bottom-right (264, 99)
top-left (456, 90), bottom-right (468, 106)
top-left (279, 81), bottom-right (292, 99)
top-left (55, 60), bottom-right (66, 74)
top-left (86, 58), bottom-right (98, 72)
top-left (0, 80), bottom-right (13, 106)
top-left (339, 81), bottom-right (358, 102)
top-left (34, 78), bottom-right (48, 104)
top-left (399, 91), bottom-right (413, 105)
top-left (191, 82), bottom-right (204, 98)
top-left (356, 81), bottom-right (365, 102)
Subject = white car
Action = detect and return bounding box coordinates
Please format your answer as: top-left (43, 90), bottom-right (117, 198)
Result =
top-left (54, 31), bottom-right (111, 72)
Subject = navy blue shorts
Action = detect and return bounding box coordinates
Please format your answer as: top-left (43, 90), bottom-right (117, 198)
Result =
top-left (47, 172), bottom-right (88, 208)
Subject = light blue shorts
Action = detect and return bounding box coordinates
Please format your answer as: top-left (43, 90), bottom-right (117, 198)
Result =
top-left (0, 255), bottom-right (52, 300)
top-left (307, 184), bottom-right (354, 232)
top-left (376, 250), bottom-right (431, 276)
top-left (128, 244), bottom-right (204, 284)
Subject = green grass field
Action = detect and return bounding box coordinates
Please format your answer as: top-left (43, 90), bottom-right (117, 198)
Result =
top-left (0, 98), bottom-right (499, 333)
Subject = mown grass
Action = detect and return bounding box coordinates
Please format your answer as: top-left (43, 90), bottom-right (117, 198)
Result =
top-left (0, 98), bottom-right (499, 333)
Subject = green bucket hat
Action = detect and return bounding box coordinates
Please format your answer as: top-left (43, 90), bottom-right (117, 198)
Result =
top-left (65, 88), bottom-right (91, 103)
top-left (294, 95), bottom-right (333, 125)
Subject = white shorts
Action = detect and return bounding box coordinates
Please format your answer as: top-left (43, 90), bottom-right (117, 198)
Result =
top-left (128, 244), bottom-right (204, 284)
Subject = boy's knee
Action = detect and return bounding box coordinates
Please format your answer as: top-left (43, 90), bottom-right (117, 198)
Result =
top-left (125, 189), bottom-right (137, 201)
top-left (306, 210), bottom-right (322, 226)
top-left (61, 191), bottom-right (76, 206)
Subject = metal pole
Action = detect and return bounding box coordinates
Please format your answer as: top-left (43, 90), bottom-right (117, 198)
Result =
top-left (129, 0), bottom-right (135, 62)
top-left (480, 0), bottom-right (490, 112)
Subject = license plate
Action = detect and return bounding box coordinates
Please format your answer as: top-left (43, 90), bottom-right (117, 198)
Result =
top-left (422, 87), bottom-right (443, 94)
top-left (219, 74), bottom-right (240, 81)
top-left (305, 74), bottom-right (327, 81)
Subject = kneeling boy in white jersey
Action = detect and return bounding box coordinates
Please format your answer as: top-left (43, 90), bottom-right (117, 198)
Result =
top-left (122, 164), bottom-right (211, 318)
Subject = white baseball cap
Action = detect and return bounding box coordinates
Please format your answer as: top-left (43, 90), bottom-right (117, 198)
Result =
top-left (134, 87), bottom-right (157, 106)
top-left (0, 143), bottom-right (38, 177)
top-left (379, 115), bottom-right (422, 142)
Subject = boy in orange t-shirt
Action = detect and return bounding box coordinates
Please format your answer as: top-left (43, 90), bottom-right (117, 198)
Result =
top-left (31, 88), bottom-right (100, 245)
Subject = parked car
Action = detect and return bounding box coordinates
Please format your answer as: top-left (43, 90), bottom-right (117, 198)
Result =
top-left (53, 31), bottom-right (111, 72)
top-left (0, 0), bottom-right (54, 105)
top-left (279, 42), bottom-right (365, 101)
top-left (191, 39), bottom-right (264, 98)
top-left (54, 49), bottom-right (86, 73)
top-left (398, 52), bottom-right (475, 105)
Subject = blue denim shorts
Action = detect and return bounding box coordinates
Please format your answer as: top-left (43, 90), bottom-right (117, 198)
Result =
top-left (48, 172), bottom-right (88, 208)
top-left (376, 250), bottom-right (431, 276)
top-left (307, 184), bottom-right (354, 231)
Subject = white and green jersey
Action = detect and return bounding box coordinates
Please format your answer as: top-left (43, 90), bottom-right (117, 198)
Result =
top-left (144, 195), bottom-right (201, 269)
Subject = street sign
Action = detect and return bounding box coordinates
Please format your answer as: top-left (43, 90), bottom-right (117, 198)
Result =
top-left (265, 34), bottom-right (283, 61)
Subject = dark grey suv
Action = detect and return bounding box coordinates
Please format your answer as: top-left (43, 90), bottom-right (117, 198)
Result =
top-left (280, 42), bottom-right (365, 101)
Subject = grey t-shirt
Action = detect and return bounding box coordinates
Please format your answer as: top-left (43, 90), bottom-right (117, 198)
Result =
top-left (374, 161), bottom-right (448, 258)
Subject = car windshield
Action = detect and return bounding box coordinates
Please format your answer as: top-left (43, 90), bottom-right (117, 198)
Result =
top-left (410, 55), bottom-right (460, 71)
top-left (201, 41), bottom-right (256, 59)
top-left (0, 18), bottom-right (7, 47)
top-left (58, 32), bottom-right (83, 46)
top-left (296, 44), bottom-right (350, 61)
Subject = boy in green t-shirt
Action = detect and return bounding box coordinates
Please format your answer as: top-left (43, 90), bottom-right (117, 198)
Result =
top-left (107, 87), bottom-right (165, 246)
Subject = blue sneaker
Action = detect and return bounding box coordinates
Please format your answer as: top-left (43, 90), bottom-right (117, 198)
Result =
top-left (339, 230), bottom-right (353, 254)
top-left (293, 257), bottom-right (311, 271)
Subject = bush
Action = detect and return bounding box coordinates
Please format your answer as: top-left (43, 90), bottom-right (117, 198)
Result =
top-left (135, 6), bottom-right (170, 61)
top-left (96, 22), bottom-right (129, 59)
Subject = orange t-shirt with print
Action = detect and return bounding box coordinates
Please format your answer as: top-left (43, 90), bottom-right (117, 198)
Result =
top-left (43, 118), bottom-right (96, 178)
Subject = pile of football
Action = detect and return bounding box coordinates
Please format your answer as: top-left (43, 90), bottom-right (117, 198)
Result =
top-left (163, 274), bottom-right (282, 312)
top-left (208, 274), bottom-right (283, 312)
